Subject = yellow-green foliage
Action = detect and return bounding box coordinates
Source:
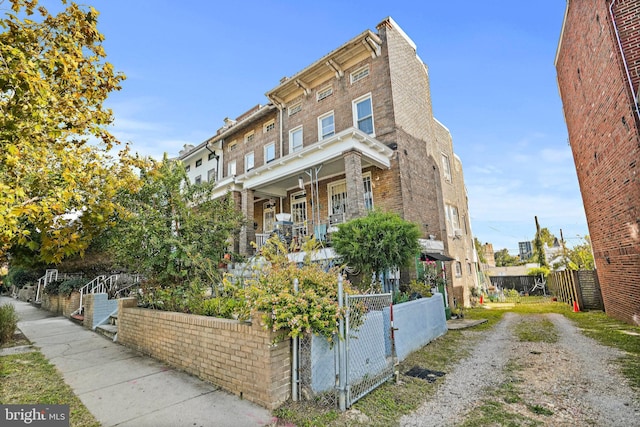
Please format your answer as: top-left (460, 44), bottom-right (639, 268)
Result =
top-left (245, 236), bottom-right (352, 341)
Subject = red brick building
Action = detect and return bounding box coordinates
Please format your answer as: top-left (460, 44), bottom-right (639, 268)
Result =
top-left (556, 0), bottom-right (640, 325)
top-left (179, 18), bottom-right (478, 306)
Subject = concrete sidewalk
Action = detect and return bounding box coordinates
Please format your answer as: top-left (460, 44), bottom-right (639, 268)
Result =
top-left (1, 296), bottom-right (274, 427)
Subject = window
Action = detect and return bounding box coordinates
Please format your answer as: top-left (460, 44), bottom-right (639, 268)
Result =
top-left (350, 65), bottom-right (370, 83)
top-left (467, 262), bottom-right (473, 275)
top-left (290, 126), bottom-right (303, 152)
top-left (442, 153), bottom-right (452, 182)
top-left (446, 204), bottom-right (460, 235)
top-left (265, 142), bottom-right (275, 163)
top-left (228, 160), bottom-right (236, 176)
top-left (195, 158), bottom-right (202, 167)
top-left (328, 181), bottom-right (347, 215)
top-left (264, 120), bottom-right (275, 133)
top-left (185, 164), bottom-right (190, 172)
top-left (288, 102), bottom-right (302, 116)
top-left (208, 152), bottom-right (218, 161)
top-left (245, 131), bottom-right (254, 143)
top-left (353, 94), bottom-right (374, 135)
top-left (455, 261), bottom-right (462, 277)
top-left (318, 112), bottom-right (335, 140)
top-left (328, 173), bottom-right (374, 215)
top-left (207, 168), bottom-right (216, 182)
top-left (263, 203), bottom-right (275, 233)
top-left (245, 152), bottom-right (254, 172)
top-left (291, 191), bottom-right (308, 239)
top-left (194, 175), bottom-right (202, 185)
top-left (363, 175), bottom-right (373, 210)
top-left (317, 85), bottom-right (333, 101)
top-left (228, 140), bottom-right (237, 151)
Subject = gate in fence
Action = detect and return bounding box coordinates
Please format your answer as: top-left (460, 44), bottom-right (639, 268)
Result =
top-left (344, 292), bottom-right (395, 407)
top-left (294, 277), bottom-right (394, 410)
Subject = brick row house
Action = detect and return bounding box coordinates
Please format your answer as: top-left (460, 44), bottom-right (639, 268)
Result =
top-left (556, 1), bottom-right (640, 325)
top-left (178, 17), bottom-right (478, 307)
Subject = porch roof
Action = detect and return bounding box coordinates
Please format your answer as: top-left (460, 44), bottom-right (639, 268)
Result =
top-left (214, 127), bottom-right (394, 199)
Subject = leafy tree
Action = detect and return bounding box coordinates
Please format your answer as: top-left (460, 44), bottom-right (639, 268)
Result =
top-left (527, 266), bottom-right (550, 278)
top-left (532, 217), bottom-right (549, 268)
top-left (567, 235), bottom-right (595, 270)
top-left (108, 157), bottom-right (244, 287)
top-left (474, 237), bottom-right (487, 264)
top-left (331, 210), bottom-right (421, 290)
top-left (530, 226), bottom-right (555, 264)
top-left (0, 0), bottom-right (142, 264)
top-left (494, 248), bottom-right (519, 267)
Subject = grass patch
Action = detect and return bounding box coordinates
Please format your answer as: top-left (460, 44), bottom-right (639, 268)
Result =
top-left (527, 404), bottom-right (554, 416)
top-left (459, 400), bottom-right (540, 427)
top-left (1, 352), bottom-right (100, 427)
top-left (563, 310), bottom-right (640, 390)
top-left (514, 317), bottom-right (558, 343)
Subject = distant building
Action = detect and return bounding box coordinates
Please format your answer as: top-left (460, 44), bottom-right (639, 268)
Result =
top-left (177, 18), bottom-right (479, 306)
top-left (556, 1), bottom-right (640, 325)
top-left (482, 243), bottom-right (496, 268)
top-left (518, 241), bottom-right (532, 261)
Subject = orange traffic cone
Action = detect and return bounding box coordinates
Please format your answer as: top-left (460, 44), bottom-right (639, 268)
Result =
top-left (479, 294), bottom-right (484, 304)
top-left (573, 300), bottom-right (580, 312)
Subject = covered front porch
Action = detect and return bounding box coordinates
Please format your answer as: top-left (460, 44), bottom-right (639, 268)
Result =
top-left (214, 127), bottom-right (395, 256)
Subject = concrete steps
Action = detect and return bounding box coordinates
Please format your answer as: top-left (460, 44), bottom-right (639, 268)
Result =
top-left (95, 313), bottom-right (118, 341)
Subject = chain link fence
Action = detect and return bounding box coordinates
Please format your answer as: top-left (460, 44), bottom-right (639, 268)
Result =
top-left (295, 289), bottom-right (394, 410)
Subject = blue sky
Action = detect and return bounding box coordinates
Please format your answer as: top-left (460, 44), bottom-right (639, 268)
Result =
top-left (46, 1), bottom-right (589, 253)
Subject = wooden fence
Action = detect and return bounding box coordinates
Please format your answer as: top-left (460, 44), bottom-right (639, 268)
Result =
top-left (547, 270), bottom-right (603, 311)
top-left (488, 275), bottom-right (543, 295)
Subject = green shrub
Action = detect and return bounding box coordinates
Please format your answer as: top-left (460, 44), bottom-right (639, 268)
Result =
top-left (44, 278), bottom-right (86, 296)
top-left (245, 236), bottom-right (352, 341)
top-left (0, 303), bottom-right (18, 344)
top-left (5, 267), bottom-right (40, 288)
top-left (58, 278), bottom-right (87, 296)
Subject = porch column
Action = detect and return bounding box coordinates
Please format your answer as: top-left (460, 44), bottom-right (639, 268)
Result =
top-left (343, 150), bottom-right (366, 221)
top-left (239, 188), bottom-right (255, 256)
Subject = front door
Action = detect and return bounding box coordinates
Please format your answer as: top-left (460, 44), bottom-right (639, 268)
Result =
top-left (291, 191), bottom-right (308, 240)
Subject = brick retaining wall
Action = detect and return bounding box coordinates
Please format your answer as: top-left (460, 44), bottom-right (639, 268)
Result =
top-left (117, 298), bottom-right (291, 409)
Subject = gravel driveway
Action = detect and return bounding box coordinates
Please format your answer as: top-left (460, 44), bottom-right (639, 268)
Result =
top-left (400, 312), bottom-right (640, 426)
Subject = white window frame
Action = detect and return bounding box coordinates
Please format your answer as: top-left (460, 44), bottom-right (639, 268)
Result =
top-left (363, 174), bottom-right (374, 211)
top-left (244, 131), bottom-right (255, 143)
top-left (245, 152), bottom-right (254, 172)
top-left (446, 204), bottom-right (461, 236)
top-left (195, 158), bottom-right (202, 168)
top-left (228, 140), bottom-right (238, 151)
top-left (328, 172), bottom-right (373, 216)
top-left (288, 102), bottom-right (302, 116)
top-left (353, 93), bottom-right (374, 136)
top-left (442, 153), bottom-right (452, 182)
top-left (194, 175), bottom-right (202, 185)
top-left (290, 126), bottom-right (303, 153)
top-left (264, 142), bottom-right (276, 164)
top-left (318, 111), bottom-right (335, 140)
top-left (350, 65), bottom-right (370, 84)
top-left (455, 261), bottom-right (462, 277)
top-left (228, 160), bottom-right (236, 177)
top-left (316, 85), bottom-right (333, 101)
top-left (207, 168), bottom-right (217, 182)
top-left (263, 202), bottom-right (275, 233)
top-left (263, 119), bottom-right (275, 133)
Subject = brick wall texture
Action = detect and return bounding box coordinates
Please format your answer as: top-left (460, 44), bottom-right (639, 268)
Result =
top-left (41, 292), bottom-right (80, 318)
top-left (117, 299), bottom-right (291, 409)
top-left (556, 0), bottom-right (640, 325)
